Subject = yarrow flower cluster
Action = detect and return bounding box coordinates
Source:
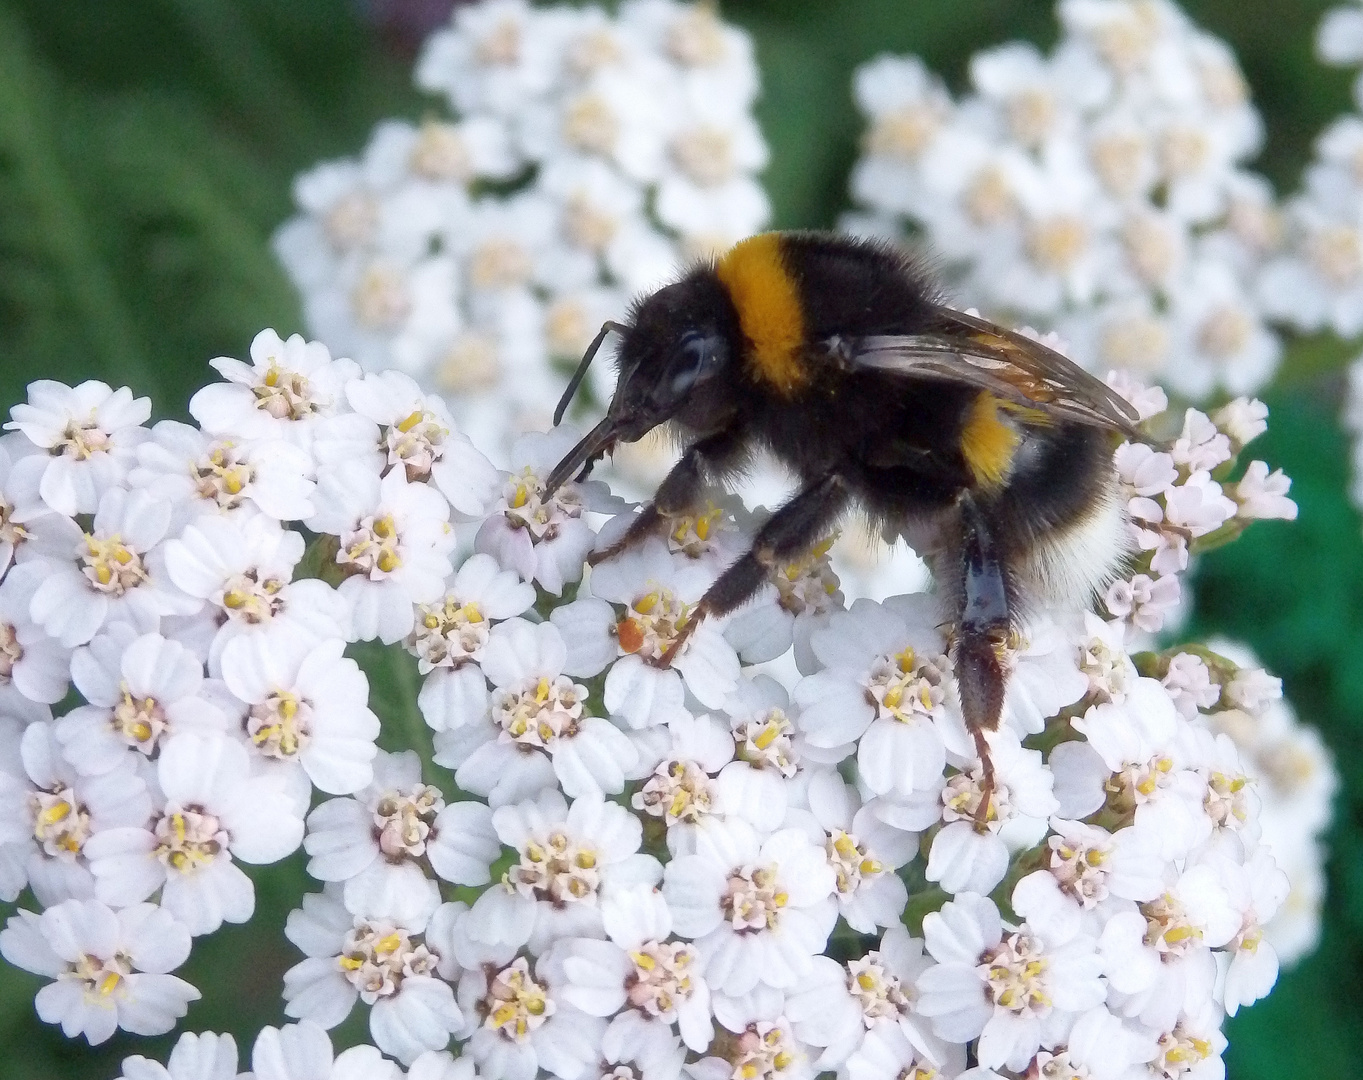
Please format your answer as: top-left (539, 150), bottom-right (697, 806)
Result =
top-left (0, 330), bottom-right (502, 1049)
top-left (0, 321), bottom-right (1321, 1079)
top-left (845, 0), bottom-right (1285, 401)
top-left (273, 0), bottom-right (768, 462)
top-left (1103, 375), bottom-right (1296, 633)
top-left (1259, 0), bottom-right (1363, 341)
top-left (1314, 2), bottom-right (1363, 518)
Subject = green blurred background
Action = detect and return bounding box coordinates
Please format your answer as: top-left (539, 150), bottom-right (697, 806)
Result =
top-left (0, 0), bottom-right (1358, 1075)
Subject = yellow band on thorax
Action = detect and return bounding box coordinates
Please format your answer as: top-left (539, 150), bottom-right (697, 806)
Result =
top-left (961, 391), bottom-right (1019, 488)
top-left (714, 232), bottom-right (807, 396)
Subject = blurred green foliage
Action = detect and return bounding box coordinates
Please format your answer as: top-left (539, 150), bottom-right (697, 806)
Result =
top-left (0, 0), bottom-right (1359, 1076)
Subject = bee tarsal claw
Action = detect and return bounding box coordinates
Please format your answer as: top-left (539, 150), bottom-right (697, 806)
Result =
top-left (969, 724), bottom-right (998, 833)
top-left (648, 604), bottom-right (707, 669)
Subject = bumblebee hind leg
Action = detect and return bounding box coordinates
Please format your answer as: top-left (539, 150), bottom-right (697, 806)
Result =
top-left (954, 491), bottom-right (1012, 830)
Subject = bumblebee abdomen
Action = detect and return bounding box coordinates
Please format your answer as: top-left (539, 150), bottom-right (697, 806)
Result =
top-left (959, 392), bottom-right (1021, 489)
top-left (984, 423), bottom-right (1129, 608)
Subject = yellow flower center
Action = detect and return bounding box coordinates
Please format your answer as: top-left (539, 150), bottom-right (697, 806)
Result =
top-left (81, 534), bottom-right (147, 596)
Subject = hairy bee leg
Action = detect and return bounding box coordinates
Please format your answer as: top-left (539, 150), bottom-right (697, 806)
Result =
top-left (954, 492), bottom-right (1012, 831)
top-left (588, 504), bottom-right (662, 567)
top-left (589, 426), bottom-right (746, 567)
top-left (969, 723), bottom-right (997, 830)
top-left (652, 474), bottom-right (849, 668)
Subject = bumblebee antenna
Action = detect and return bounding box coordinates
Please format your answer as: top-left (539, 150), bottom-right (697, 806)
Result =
top-left (554, 321), bottom-right (626, 426)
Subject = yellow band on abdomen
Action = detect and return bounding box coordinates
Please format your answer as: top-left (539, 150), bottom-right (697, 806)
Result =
top-left (961, 391), bottom-right (1019, 488)
top-left (715, 232), bottom-right (807, 396)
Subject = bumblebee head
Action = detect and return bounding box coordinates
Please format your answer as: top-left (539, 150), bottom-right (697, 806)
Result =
top-left (545, 274), bottom-right (739, 495)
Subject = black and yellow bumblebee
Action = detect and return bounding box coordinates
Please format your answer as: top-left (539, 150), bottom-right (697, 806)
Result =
top-left (545, 230), bottom-right (1141, 819)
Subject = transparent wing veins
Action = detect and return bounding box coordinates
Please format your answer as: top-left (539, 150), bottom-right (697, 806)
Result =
top-left (844, 307), bottom-right (1142, 435)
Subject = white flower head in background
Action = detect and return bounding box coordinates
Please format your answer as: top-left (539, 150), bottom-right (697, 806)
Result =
top-left (275, 0), bottom-right (769, 466)
top-left (846, 0), bottom-right (1285, 403)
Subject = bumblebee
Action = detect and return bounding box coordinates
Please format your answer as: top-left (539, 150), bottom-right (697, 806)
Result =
top-left (545, 230), bottom-right (1141, 820)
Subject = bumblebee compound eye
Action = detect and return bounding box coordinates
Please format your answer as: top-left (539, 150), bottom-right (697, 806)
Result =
top-left (669, 329), bottom-right (728, 398)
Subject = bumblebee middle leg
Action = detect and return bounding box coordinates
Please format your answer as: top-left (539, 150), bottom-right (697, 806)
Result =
top-left (589, 426), bottom-right (747, 566)
top-left (953, 491), bottom-right (1013, 830)
top-left (653, 473), bottom-right (850, 667)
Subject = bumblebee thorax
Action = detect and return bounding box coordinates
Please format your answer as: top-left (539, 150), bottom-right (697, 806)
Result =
top-left (714, 232), bottom-right (809, 397)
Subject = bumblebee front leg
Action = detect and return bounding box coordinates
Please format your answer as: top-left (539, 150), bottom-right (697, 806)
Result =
top-left (953, 491), bottom-right (1013, 830)
top-left (589, 425), bottom-right (747, 566)
top-left (653, 474), bottom-right (850, 667)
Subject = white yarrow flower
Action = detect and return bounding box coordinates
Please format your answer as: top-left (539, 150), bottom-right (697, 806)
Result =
top-left (0, 899), bottom-right (198, 1044)
top-left (85, 733), bottom-right (304, 935)
top-left (4, 381), bottom-right (150, 516)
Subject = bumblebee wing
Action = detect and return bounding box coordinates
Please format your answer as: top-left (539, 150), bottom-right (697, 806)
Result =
top-left (847, 306), bottom-right (1142, 436)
